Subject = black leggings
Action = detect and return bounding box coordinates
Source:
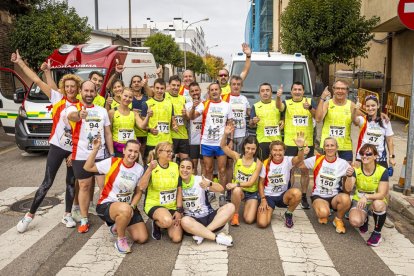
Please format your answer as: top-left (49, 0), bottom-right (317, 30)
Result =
top-left (29, 144), bottom-right (75, 214)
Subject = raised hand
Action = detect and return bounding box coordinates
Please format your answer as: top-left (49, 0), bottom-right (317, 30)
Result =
top-left (346, 166), bottom-right (355, 177)
top-left (147, 106), bottom-right (153, 117)
top-left (115, 58), bottom-right (125, 73)
top-left (148, 160), bottom-right (158, 170)
top-left (200, 175), bottom-right (210, 189)
top-left (224, 124), bottom-right (234, 136)
top-left (293, 131), bottom-right (306, 148)
top-left (142, 73), bottom-right (148, 86)
top-left (276, 84), bottom-right (283, 98)
top-left (10, 49), bottom-right (22, 64)
top-left (79, 106), bottom-right (88, 119)
top-left (242, 43), bottom-right (252, 56)
top-left (321, 86), bottom-right (331, 100)
top-left (92, 137), bottom-right (102, 150)
top-left (40, 59), bottom-right (51, 71)
top-left (303, 97), bottom-right (310, 110)
top-left (252, 116), bottom-right (260, 124)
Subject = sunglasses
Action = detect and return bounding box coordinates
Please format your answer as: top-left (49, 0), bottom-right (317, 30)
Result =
top-left (360, 152), bottom-right (374, 157)
top-left (365, 95), bottom-right (378, 101)
top-left (218, 74), bottom-right (228, 77)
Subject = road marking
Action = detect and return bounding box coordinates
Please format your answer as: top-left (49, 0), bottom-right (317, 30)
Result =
top-left (58, 202), bottom-right (148, 276)
top-left (404, 3), bottom-right (414, 13)
top-left (57, 225), bottom-right (126, 276)
top-left (0, 146), bottom-right (17, 155)
top-left (0, 203), bottom-right (64, 270)
top-left (0, 187), bottom-right (37, 212)
top-left (271, 209), bottom-right (340, 275)
top-left (172, 238), bottom-right (228, 276)
top-left (359, 217), bottom-right (414, 276)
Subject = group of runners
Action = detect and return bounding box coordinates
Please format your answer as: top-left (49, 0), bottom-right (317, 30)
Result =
top-left (11, 42), bottom-right (395, 254)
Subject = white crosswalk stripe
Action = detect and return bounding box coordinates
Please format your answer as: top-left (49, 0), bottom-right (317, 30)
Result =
top-left (271, 209), bottom-right (340, 276)
top-left (0, 187), bottom-right (37, 212)
top-left (359, 217), bottom-right (414, 276)
top-left (1, 189), bottom-right (414, 275)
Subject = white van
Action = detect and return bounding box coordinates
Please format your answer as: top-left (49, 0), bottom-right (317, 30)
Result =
top-left (0, 43), bottom-right (157, 152)
top-left (229, 52), bottom-right (313, 103)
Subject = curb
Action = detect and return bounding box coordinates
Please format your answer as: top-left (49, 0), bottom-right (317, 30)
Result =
top-left (388, 191), bottom-right (414, 224)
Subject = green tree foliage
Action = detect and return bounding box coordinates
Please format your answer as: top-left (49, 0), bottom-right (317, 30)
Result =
top-left (144, 33), bottom-right (181, 67)
top-left (280, 0), bottom-right (379, 79)
top-left (9, 1), bottom-right (91, 69)
top-left (0, 0), bottom-right (43, 15)
top-left (204, 54), bottom-right (225, 79)
top-left (176, 51), bottom-right (206, 74)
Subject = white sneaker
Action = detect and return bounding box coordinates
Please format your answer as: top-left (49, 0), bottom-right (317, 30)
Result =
top-left (215, 232), bottom-right (233, 247)
top-left (384, 217), bottom-right (395, 228)
top-left (88, 203), bottom-right (97, 215)
top-left (17, 213), bottom-right (33, 233)
top-left (72, 209), bottom-right (82, 222)
top-left (192, 235), bottom-right (204, 245)
top-left (62, 214), bottom-right (76, 228)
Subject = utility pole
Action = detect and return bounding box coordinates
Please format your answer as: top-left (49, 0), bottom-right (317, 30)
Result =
top-left (129, 0), bottom-right (132, 46)
top-left (94, 0), bottom-right (99, 30)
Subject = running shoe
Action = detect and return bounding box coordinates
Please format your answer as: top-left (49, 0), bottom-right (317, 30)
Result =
top-left (284, 212), bottom-right (294, 228)
top-left (88, 203), bottom-right (97, 215)
top-left (230, 214), bottom-right (240, 226)
top-left (78, 218), bottom-right (90, 233)
top-left (384, 217), bottom-right (394, 228)
top-left (62, 214), bottom-right (76, 228)
top-left (359, 217), bottom-right (369, 234)
top-left (318, 217), bottom-right (328, 224)
top-left (333, 217), bottom-right (346, 234)
top-left (192, 235), bottom-right (204, 245)
top-left (300, 197), bottom-right (310, 209)
top-left (71, 208), bottom-right (82, 222)
top-left (17, 213), bottom-right (33, 233)
top-left (115, 237), bottom-right (131, 254)
top-left (367, 231), bottom-right (382, 247)
top-left (151, 220), bottom-right (162, 240)
top-left (207, 192), bottom-right (216, 203)
top-left (109, 224), bottom-right (117, 237)
top-left (219, 194), bottom-right (226, 207)
top-left (215, 233), bottom-right (233, 247)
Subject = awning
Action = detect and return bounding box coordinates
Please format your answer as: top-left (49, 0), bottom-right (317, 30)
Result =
top-left (372, 16), bottom-right (407, 32)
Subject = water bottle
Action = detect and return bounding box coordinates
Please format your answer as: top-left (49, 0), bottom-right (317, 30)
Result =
top-left (388, 166), bottom-right (394, 177)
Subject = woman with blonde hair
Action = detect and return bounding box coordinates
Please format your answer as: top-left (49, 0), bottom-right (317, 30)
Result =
top-left (140, 142), bottom-right (183, 242)
top-left (11, 50), bottom-right (82, 233)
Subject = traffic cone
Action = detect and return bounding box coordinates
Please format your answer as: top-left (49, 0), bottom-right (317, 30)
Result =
top-left (398, 157), bottom-right (407, 188)
top-left (393, 157), bottom-right (406, 192)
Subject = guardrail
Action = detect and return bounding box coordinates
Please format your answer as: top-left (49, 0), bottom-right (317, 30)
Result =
top-left (357, 88), bottom-right (380, 113)
top-left (386, 91), bottom-right (411, 122)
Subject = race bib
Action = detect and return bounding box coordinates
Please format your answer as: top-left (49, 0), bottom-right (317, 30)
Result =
top-left (183, 196), bottom-right (201, 213)
top-left (160, 189), bottom-right (176, 205)
top-left (59, 129), bottom-right (72, 150)
top-left (329, 126), bottom-right (345, 138)
top-left (116, 192), bottom-right (132, 203)
top-left (264, 126), bottom-right (280, 137)
top-left (366, 128), bottom-right (382, 146)
top-left (293, 115), bottom-right (309, 126)
top-left (157, 122), bottom-right (170, 134)
top-left (319, 173), bottom-right (336, 195)
top-left (191, 122), bottom-right (202, 133)
top-left (175, 116), bottom-right (184, 126)
top-left (269, 174), bottom-right (285, 193)
top-left (211, 115), bottom-right (224, 125)
top-left (118, 129), bottom-right (135, 142)
top-left (236, 171), bottom-right (251, 183)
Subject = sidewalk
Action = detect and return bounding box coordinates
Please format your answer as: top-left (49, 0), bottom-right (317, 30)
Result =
top-left (0, 124), bottom-right (15, 151)
top-left (384, 120), bottom-right (414, 223)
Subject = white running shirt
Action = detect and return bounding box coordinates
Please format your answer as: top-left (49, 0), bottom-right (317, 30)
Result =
top-left (185, 101), bottom-right (204, 145)
top-left (200, 100), bottom-right (233, 146)
top-left (260, 157), bottom-right (294, 197)
top-left (225, 94), bottom-right (250, 138)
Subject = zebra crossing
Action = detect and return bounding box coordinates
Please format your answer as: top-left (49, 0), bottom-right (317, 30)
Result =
top-left (1, 188), bottom-right (414, 276)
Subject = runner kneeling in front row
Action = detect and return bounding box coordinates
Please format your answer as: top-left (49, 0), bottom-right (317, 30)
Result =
top-left (84, 138), bottom-right (148, 254)
top-left (345, 144), bottom-right (389, 247)
top-left (179, 158), bottom-right (235, 246)
top-left (256, 132), bottom-right (306, 228)
top-left (298, 137), bottom-right (352, 234)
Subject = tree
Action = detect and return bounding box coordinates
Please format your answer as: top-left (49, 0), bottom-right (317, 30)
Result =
top-left (9, 1), bottom-right (91, 69)
top-left (176, 51), bottom-right (206, 74)
top-left (204, 54), bottom-right (226, 79)
top-left (280, 0), bottom-right (379, 80)
top-left (144, 33), bottom-right (181, 67)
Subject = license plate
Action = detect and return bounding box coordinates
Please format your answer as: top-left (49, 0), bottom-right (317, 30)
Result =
top-left (34, 140), bottom-right (49, 146)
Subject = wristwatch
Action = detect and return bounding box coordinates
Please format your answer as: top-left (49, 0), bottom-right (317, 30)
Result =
top-left (176, 207), bottom-right (184, 214)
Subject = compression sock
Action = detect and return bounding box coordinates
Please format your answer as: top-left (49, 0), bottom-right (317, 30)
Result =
top-left (373, 211), bottom-right (386, 233)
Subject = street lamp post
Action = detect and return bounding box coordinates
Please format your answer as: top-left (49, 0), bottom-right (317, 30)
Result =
top-left (184, 18), bottom-right (209, 70)
top-left (206, 44), bottom-right (219, 55)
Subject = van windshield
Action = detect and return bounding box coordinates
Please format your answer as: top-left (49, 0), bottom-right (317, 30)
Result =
top-left (231, 61), bottom-right (311, 95)
top-left (28, 68), bottom-right (107, 101)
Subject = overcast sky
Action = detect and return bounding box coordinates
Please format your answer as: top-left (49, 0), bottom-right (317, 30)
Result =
top-left (67, 0), bottom-right (251, 65)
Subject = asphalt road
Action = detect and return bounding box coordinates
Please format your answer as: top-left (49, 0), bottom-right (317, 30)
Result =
top-left (0, 145), bottom-right (414, 275)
